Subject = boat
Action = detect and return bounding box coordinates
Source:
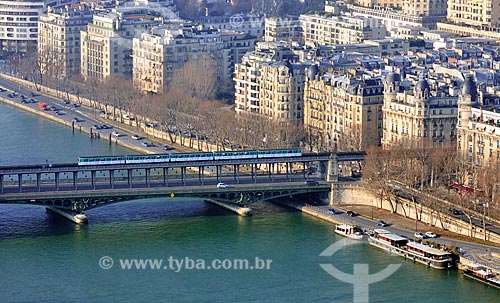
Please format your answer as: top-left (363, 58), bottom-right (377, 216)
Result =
top-left (335, 224), bottom-right (365, 240)
top-left (368, 229), bottom-right (453, 270)
top-left (405, 241), bottom-right (454, 270)
top-left (368, 229), bottom-right (408, 257)
top-left (463, 263), bottom-right (500, 289)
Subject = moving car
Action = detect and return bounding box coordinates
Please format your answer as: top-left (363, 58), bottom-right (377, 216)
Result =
top-left (304, 180), bottom-right (319, 186)
top-left (216, 182), bottom-right (228, 188)
top-left (131, 134), bottom-right (141, 140)
top-left (112, 131), bottom-right (120, 137)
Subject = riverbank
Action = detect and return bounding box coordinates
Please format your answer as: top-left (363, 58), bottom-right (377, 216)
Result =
top-left (275, 198), bottom-right (500, 273)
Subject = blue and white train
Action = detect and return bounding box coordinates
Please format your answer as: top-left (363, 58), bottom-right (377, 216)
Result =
top-left (77, 149), bottom-right (302, 166)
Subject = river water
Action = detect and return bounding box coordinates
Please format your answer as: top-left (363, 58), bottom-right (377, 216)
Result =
top-left (0, 102), bottom-right (498, 302)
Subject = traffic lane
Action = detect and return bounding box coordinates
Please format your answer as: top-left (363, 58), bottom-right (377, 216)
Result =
top-left (0, 175), bottom-right (322, 193)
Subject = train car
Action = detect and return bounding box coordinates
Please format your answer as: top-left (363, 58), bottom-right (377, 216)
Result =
top-left (213, 150), bottom-right (258, 161)
top-left (257, 149), bottom-right (302, 159)
top-left (125, 154), bottom-right (170, 164)
top-left (78, 156), bottom-right (126, 166)
top-left (169, 152), bottom-right (214, 162)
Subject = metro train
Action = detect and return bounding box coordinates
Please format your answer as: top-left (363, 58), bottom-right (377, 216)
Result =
top-left (77, 149), bottom-right (302, 166)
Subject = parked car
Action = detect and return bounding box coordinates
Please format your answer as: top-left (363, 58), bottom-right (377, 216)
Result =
top-left (216, 182), bottom-right (228, 188)
top-left (141, 142), bottom-right (151, 147)
top-left (424, 232), bottom-right (438, 238)
top-left (304, 180), bottom-right (319, 186)
top-left (112, 131), bottom-right (120, 137)
top-left (346, 210), bottom-right (358, 217)
top-left (162, 144), bottom-right (173, 151)
top-left (131, 134), bottom-right (141, 140)
top-left (327, 208), bottom-right (338, 215)
top-left (376, 220), bottom-right (388, 227)
top-left (414, 232), bottom-right (427, 240)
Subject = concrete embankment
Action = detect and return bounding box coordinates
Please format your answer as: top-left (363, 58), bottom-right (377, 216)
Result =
top-left (274, 200), bottom-right (351, 226)
top-left (204, 199), bottom-right (252, 216)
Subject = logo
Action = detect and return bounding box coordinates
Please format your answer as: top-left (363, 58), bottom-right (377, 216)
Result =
top-left (319, 239), bottom-right (400, 303)
top-left (229, 14), bottom-right (245, 27)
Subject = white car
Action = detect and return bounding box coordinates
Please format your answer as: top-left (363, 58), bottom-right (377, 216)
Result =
top-left (424, 232), bottom-right (438, 238)
top-left (112, 131), bottom-right (120, 137)
top-left (131, 134), bottom-right (141, 140)
top-left (216, 182), bottom-right (228, 188)
top-left (414, 232), bottom-right (427, 240)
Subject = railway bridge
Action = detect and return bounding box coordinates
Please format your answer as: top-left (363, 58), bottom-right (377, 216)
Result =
top-left (0, 151), bottom-right (364, 219)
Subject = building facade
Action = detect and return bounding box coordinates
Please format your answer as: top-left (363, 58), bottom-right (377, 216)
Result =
top-left (0, 0), bottom-right (77, 53)
top-left (81, 9), bottom-right (160, 80)
top-left (382, 73), bottom-right (458, 147)
top-left (264, 16), bottom-right (302, 42)
top-left (132, 26), bottom-right (255, 93)
top-left (38, 5), bottom-right (92, 77)
top-left (258, 60), bottom-right (307, 123)
top-left (300, 14), bottom-right (386, 46)
top-left (201, 14), bottom-right (264, 39)
top-left (447, 0), bottom-right (500, 27)
top-left (457, 75), bottom-right (500, 166)
top-left (304, 70), bottom-right (384, 151)
top-left (234, 44), bottom-right (296, 115)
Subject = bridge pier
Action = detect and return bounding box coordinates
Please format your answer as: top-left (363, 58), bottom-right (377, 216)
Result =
top-left (252, 164), bottom-right (257, 183)
top-left (91, 171), bottom-right (96, 189)
top-left (163, 168), bottom-right (168, 186)
top-left (146, 168), bottom-right (151, 188)
top-left (37, 173), bottom-right (41, 191)
top-left (0, 174), bottom-right (3, 193)
top-left (216, 165), bottom-right (221, 182)
top-left (327, 155), bottom-right (339, 182)
top-left (55, 172), bottom-right (60, 191)
top-left (110, 170), bottom-right (114, 189)
top-left (18, 174), bottom-right (22, 193)
top-left (205, 199), bottom-right (252, 216)
top-left (181, 167), bottom-right (186, 185)
top-left (199, 166), bottom-right (204, 185)
top-left (128, 169), bottom-right (132, 188)
top-left (73, 171), bottom-right (77, 190)
top-left (233, 165), bottom-right (239, 184)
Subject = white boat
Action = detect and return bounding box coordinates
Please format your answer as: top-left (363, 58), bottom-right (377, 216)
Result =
top-left (463, 263), bottom-right (500, 289)
top-left (405, 242), bottom-right (454, 270)
top-left (368, 229), bottom-right (408, 257)
top-left (335, 224), bottom-right (365, 240)
top-left (368, 229), bottom-right (453, 270)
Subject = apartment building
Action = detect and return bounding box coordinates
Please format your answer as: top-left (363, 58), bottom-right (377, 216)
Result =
top-left (304, 71), bottom-right (384, 151)
top-left (264, 16), bottom-right (302, 42)
top-left (234, 43), bottom-right (297, 115)
top-left (402, 0), bottom-right (447, 18)
top-left (300, 14), bottom-right (386, 46)
top-left (80, 9), bottom-right (160, 80)
top-left (201, 14), bottom-right (264, 39)
top-left (38, 5), bottom-right (92, 77)
top-left (132, 26), bottom-right (255, 93)
top-left (258, 60), bottom-right (307, 123)
top-left (457, 75), bottom-right (500, 166)
top-left (381, 73), bottom-right (458, 147)
top-left (447, 0), bottom-right (500, 27)
top-left (0, 0), bottom-right (78, 53)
